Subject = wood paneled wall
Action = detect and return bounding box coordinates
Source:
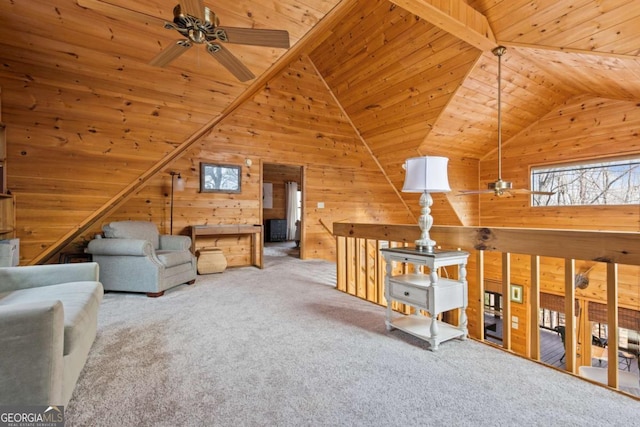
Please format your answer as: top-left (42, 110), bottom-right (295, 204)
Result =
top-left (1, 0), bottom-right (638, 366)
top-left (2, 1), bottom-right (639, 270)
top-left (5, 74), bottom-right (638, 265)
top-left (307, 0), bottom-right (481, 228)
top-left (475, 96), bottom-right (640, 340)
top-left (62, 55), bottom-right (415, 266)
top-left (479, 96), bottom-right (640, 231)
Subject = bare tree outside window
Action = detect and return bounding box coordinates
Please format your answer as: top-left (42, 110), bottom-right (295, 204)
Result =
top-left (200, 163), bottom-right (241, 193)
top-left (531, 158), bottom-right (640, 206)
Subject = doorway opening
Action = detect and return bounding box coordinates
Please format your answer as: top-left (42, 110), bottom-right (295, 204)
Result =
top-left (262, 163), bottom-right (303, 259)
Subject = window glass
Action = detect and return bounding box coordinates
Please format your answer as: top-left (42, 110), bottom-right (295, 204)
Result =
top-left (531, 158), bottom-right (640, 206)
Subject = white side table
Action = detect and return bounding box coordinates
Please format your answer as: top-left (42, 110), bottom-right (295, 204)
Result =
top-left (381, 247), bottom-right (469, 351)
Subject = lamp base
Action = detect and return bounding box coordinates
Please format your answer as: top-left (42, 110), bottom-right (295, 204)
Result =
top-left (415, 240), bottom-right (435, 253)
top-left (415, 191), bottom-right (436, 253)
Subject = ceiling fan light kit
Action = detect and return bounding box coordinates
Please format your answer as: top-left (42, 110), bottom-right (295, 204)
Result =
top-left (149, 1), bottom-right (290, 82)
top-left (487, 179), bottom-right (512, 193)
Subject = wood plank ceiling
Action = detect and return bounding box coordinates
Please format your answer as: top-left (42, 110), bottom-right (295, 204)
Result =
top-left (1, 0), bottom-right (640, 259)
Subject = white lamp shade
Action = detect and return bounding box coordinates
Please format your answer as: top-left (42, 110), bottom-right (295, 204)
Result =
top-left (175, 175), bottom-right (185, 192)
top-left (402, 156), bottom-right (451, 193)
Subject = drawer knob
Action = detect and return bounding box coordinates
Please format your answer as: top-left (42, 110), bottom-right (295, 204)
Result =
top-left (404, 291), bottom-right (410, 296)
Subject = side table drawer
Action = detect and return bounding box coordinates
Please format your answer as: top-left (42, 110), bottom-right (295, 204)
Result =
top-left (389, 275), bottom-right (430, 307)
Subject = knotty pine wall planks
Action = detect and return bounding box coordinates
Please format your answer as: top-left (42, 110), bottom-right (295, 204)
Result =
top-left (107, 56), bottom-right (416, 266)
top-left (2, 46), bottom-right (411, 264)
top-left (4, 0), bottom-right (640, 267)
top-left (307, 0), bottom-right (480, 227)
top-left (477, 96), bottom-right (640, 323)
top-left (479, 96), bottom-right (640, 231)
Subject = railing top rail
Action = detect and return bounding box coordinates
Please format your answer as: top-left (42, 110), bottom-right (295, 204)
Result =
top-left (333, 223), bottom-right (640, 266)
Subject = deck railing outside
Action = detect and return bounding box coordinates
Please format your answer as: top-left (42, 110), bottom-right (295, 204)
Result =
top-left (333, 223), bottom-right (640, 395)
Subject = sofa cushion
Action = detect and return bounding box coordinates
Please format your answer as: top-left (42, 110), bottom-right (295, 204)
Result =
top-left (0, 281), bottom-right (103, 356)
top-left (156, 249), bottom-right (194, 268)
top-left (103, 221), bottom-right (160, 250)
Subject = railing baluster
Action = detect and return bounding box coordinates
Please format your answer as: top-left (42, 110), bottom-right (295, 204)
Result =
top-left (502, 252), bottom-right (512, 350)
top-left (564, 259), bottom-right (577, 374)
top-left (336, 235), bottom-right (346, 292)
top-left (476, 250), bottom-right (485, 341)
top-left (356, 238), bottom-right (366, 299)
top-left (346, 237), bottom-right (356, 295)
top-left (530, 255), bottom-right (541, 360)
top-left (607, 263), bottom-right (619, 388)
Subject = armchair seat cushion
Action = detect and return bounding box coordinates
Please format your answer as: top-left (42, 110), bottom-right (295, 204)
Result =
top-left (0, 281), bottom-right (103, 356)
top-left (156, 250), bottom-right (194, 268)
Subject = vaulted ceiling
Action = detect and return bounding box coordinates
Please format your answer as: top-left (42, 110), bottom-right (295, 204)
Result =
top-left (2, 0), bottom-right (640, 225)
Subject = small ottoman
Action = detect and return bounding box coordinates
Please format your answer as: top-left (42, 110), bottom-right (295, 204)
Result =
top-left (197, 248), bottom-right (227, 274)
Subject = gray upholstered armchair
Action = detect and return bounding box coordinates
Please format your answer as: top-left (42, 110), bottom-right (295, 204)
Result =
top-left (86, 221), bottom-right (197, 297)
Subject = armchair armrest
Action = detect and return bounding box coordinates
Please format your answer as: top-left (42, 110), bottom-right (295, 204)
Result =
top-left (87, 238), bottom-right (154, 257)
top-left (0, 300), bottom-right (64, 405)
top-left (0, 262), bottom-right (100, 292)
top-left (159, 235), bottom-right (192, 251)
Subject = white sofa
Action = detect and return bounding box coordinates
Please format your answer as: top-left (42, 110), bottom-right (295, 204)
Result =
top-left (0, 262), bottom-right (103, 405)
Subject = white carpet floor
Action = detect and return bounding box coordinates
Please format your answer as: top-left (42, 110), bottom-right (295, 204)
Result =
top-left (66, 254), bottom-right (639, 426)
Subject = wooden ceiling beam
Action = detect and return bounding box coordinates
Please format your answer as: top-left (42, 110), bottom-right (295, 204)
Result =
top-left (390, 0), bottom-right (496, 51)
top-left (30, 0), bottom-right (360, 265)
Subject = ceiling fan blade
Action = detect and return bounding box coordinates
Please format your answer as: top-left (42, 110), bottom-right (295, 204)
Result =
top-left (459, 188), bottom-right (555, 197)
top-left (179, 0), bottom-right (205, 20)
top-left (530, 190), bottom-right (556, 195)
top-left (509, 189), bottom-right (556, 196)
top-left (149, 40), bottom-right (192, 67)
top-left (457, 190), bottom-right (494, 196)
top-left (216, 27), bottom-right (290, 49)
top-left (206, 43), bottom-right (255, 82)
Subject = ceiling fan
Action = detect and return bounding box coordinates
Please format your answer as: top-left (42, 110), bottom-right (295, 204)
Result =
top-left (147, 0), bottom-right (290, 82)
top-left (459, 46), bottom-right (554, 198)
top-left (575, 264), bottom-right (596, 290)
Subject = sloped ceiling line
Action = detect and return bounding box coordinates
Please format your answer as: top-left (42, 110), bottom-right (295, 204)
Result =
top-left (29, 0), bottom-right (361, 264)
top-left (305, 53), bottom-right (417, 223)
top-left (392, 0), bottom-right (493, 226)
top-left (417, 48), bottom-right (485, 149)
top-left (415, 53), bottom-right (484, 226)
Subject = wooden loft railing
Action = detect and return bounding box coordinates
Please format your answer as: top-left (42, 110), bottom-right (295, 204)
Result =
top-left (333, 223), bottom-right (640, 394)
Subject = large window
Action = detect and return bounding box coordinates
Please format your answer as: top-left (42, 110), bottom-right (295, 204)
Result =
top-left (531, 157), bottom-right (640, 207)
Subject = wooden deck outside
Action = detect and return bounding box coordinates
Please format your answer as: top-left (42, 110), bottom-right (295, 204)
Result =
top-left (484, 316), bottom-right (639, 396)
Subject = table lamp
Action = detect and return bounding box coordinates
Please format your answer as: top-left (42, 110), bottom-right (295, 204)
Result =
top-left (402, 156), bottom-right (451, 252)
